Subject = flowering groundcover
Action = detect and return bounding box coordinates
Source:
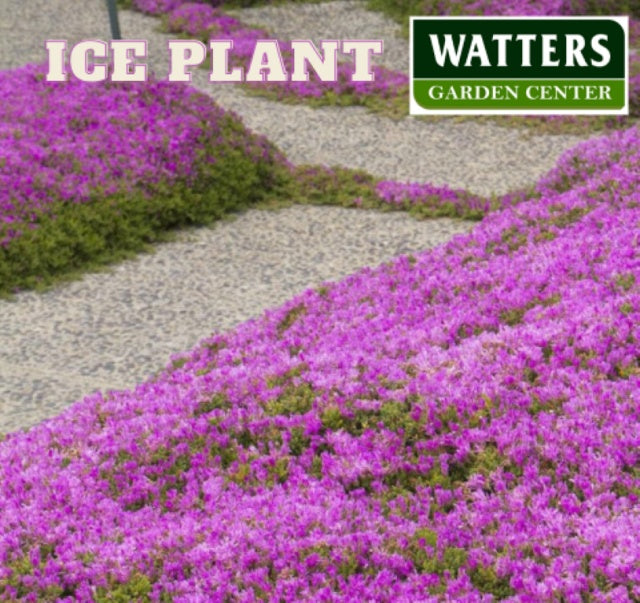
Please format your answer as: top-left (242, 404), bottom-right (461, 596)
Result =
top-left (0, 64), bottom-right (282, 294)
top-left (0, 62), bottom-right (490, 295)
top-left (2, 115), bottom-right (640, 599)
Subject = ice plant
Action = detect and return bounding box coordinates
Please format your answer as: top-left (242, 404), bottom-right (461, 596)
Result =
top-left (2, 119), bottom-right (640, 598)
top-left (0, 61), bottom-right (491, 294)
top-left (0, 63), bottom-right (283, 292)
top-left (375, 180), bottom-right (490, 218)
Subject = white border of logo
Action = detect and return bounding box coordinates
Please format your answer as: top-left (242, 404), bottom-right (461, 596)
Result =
top-left (409, 16), bottom-right (629, 115)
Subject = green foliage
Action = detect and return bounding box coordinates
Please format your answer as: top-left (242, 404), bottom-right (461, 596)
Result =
top-left (170, 454), bottom-right (191, 475)
top-left (468, 442), bottom-right (502, 477)
top-left (264, 383), bottom-right (316, 416)
top-left (149, 446), bottom-right (172, 466)
top-left (268, 457), bottom-right (290, 486)
top-left (382, 466), bottom-right (434, 494)
top-left (289, 426), bottom-right (311, 456)
top-left (621, 302), bottom-right (634, 315)
top-left (548, 206), bottom-right (592, 229)
top-left (264, 162), bottom-right (486, 221)
top-left (468, 395), bottom-right (493, 428)
top-left (170, 357), bottom-right (189, 370)
top-left (266, 363), bottom-right (309, 388)
top-left (226, 456), bottom-right (290, 489)
top-left (320, 399), bottom-right (426, 440)
top-left (320, 406), bottom-right (347, 431)
top-left (500, 226), bottom-right (529, 252)
top-left (614, 358), bottom-right (640, 379)
top-left (615, 272), bottom-right (636, 292)
top-left (260, 164), bottom-right (381, 211)
top-left (194, 393), bottom-right (231, 417)
top-left (0, 118), bottom-right (283, 296)
top-left (499, 293), bottom-right (562, 327)
top-left (244, 81), bottom-right (410, 120)
top-left (336, 549), bottom-right (367, 578)
top-left (226, 462), bottom-right (252, 485)
top-left (499, 307), bottom-right (526, 326)
top-left (94, 572), bottom-right (152, 602)
top-left (470, 564), bottom-right (516, 598)
top-left (276, 304), bottom-right (307, 336)
top-left (405, 528), bottom-right (468, 579)
top-left (382, 441), bottom-right (505, 501)
top-left (0, 555), bottom-right (36, 599)
top-left (309, 455), bottom-right (324, 479)
top-left (211, 440), bottom-right (239, 469)
top-left (0, 550), bottom-right (165, 601)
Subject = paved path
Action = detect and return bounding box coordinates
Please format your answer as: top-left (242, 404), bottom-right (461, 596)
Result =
top-left (0, 209), bottom-right (470, 432)
top-left (0, 0), bottom-right (588, 432)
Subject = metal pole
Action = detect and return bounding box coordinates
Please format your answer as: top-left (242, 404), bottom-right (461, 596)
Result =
top-left (105, 0), bottom-right (122, 40)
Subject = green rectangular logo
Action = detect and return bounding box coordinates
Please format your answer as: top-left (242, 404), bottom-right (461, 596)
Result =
top-left (410, 16), bottom-right (629, 115)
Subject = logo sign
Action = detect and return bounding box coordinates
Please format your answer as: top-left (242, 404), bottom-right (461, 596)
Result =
top-left (410, 16), bottom-right (628, 115)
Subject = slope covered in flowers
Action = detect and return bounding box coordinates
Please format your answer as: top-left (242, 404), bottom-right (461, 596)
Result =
top-left (2, 121), bottom-right (640, 599)
top-left (0, 64), bottom-right (281, 293)
top-left (0, 61), bottom-right (492, 294)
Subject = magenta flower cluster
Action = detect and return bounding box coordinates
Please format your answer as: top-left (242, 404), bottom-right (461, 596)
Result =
top-left (375, 180), bottom-right (490, 215)
top-left (0, 64), bottom-right (269, 247)
top-left (440, 0), bottom-right (614, 16)
top-left (3, 118), bottom-right (640, 599)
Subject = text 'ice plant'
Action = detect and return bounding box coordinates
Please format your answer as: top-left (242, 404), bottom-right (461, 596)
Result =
top-left (164, 2), bottom-right (407, 101)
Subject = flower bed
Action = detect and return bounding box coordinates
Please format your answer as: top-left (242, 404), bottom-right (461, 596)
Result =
top-left (2, 120), bottom-right (640, 599)
top-left (0, 64), bottom-right (283, 294)
top-left (0, 61), bottom-right (493, 294)
top-left (273, 164), bottom-right (488, 220)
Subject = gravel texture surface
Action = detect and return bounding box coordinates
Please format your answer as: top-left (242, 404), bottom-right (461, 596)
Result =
top-left (0, 209), bottom-right (470, 432)
top-left (1, 0), bottom-right (590, 432)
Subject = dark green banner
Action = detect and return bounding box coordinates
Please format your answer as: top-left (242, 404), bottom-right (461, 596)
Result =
top-left (412, 19), bottom-right (625, 79)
